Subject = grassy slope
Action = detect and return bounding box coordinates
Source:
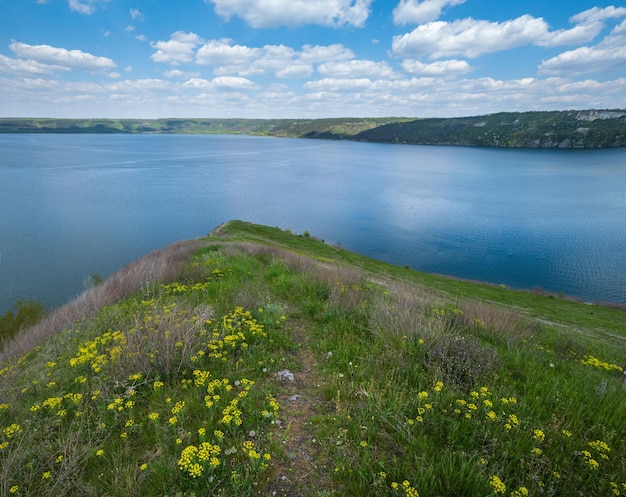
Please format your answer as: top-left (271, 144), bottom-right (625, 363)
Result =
top-left (1, 221), bottom-right (624, 497)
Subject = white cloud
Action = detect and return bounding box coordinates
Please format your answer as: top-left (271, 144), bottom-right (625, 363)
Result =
top-left (299, 44), bottom-right (354, 63)
top-left (183, 78), bottom-right (213, 89)
top-left (136, 34), bottom-right (147, 42)
top-left (212, 76), bottom-right (257, 89)
top-left (570, 6), bottom-right (626, 25)
top-left (9, 41), bottom-right (116, 71)
top-left (392, 16), bottom-right (551, 59)
top-left (601, 17), bottom-right (626, 48)
top-left (184, 76), bottom-right (257, 90)
top-left (206, 0), bottom-right (373, 28)
top-left (246, 44), bottom-right (298, 76)
top-left (276, 64), bottom-right (313, 79)
top-left (535, 6), bottom-right (626, 49)
top-left (392, 9), bottom-right (626, 60)
top-left (130, 7), bottom-right (144, 21)
top-left (107, 78), bottom-right (172, 92)
top-left (393, 0), bottom-right (466, 25)
top-left (539, 45), bottom-right (626, 76)
top-left (0, 54), bottom-right (58, 75)
top-left (539, 17), bottom-right (626, 76)
top-left (196, 39), bottom-right (259, 67)
top-left (68, 0), bottom-right (109, 15)
top-left (317, 59), bottom-right (396, 79)
top-left (196, 40), bottom-right (357, 79)
top-left (3, 69), bottom-right (626, 119)
top-left (150, 32), bottom-right (204, 65)
top-left (402, 58), bottom-right (472, 75)
top-left (304, 78), bottom-right (374, 92)
top-left (163, 69), bottom-right (201, 79)
top-left (537, 23), bottom-right (604, 48)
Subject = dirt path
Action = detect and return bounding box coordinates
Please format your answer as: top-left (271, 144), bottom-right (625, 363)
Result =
top-left (267, 320), bottom-right (334, 497)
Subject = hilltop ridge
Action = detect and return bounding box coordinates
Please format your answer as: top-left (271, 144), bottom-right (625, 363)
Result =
top-left (0, 221), bottom-right (624, 496)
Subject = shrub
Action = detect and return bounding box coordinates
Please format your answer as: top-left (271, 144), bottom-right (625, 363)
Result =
top-left (0, 299), bottom-right (46, 347)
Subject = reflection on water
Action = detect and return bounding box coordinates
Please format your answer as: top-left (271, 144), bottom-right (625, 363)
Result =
top-left (1, 134), bottom-right (625, 313)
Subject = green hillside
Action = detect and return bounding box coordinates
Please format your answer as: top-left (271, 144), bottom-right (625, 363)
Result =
top-left (0, 117), bottom-right (405, 138)
top-left (354, 110), bottom-right (626, 148)
top-left (2, 110), bottom-right (625, 147)
top-left (1, 221), bottom-right (624, 496)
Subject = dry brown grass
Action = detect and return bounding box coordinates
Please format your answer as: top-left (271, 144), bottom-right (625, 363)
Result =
top-left (459, 299), bottom-right (528, 343)
top-left (367, 281), bottom-right (433, 339)
top-left (0, 239), bottom-right (203, 363)
top-left (116, 303), bottom-right (213, 380)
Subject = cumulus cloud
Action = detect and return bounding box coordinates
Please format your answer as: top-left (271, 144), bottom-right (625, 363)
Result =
top-left (9, 41), bottom-right (116, 71)
top-left (393, 7), bottom-right (626, 60)
top-left (212, 76), bottom-right (258, 89)
top-left (107, 78), bottom-right (172, 92)
top-left (196, 39), bottom-right (259, 68)
top-left (194, 40), bottom-right (357, 79)
top-left (537, 23), bottom-right (604, 48)
top-left (196, 40), bottom-right (299, 77)
top-left (536, 6), bottom-right (626, 48)
top-left (150, 32), bottom-right (204, 65)
top-left (184, 76), bottom-right (257, 90)
top-left (304, 77), bottom-right (374, 92)
top-left (163, 69), bottom-right (201, 79)
top-left (206, 0), bottom-right (373, 28)
top-left (539, 16), bottom-right (626, 75)
top-left (68, 0), bottom-right (109, 15)
top-left (276, 64), bottom-right (313, 79)
top-left (539, 45), bottom-right (626, 76)
top-left (401, 58), bottom-right (472, 75)
top-left (317, 59), bottom-right (396, 79)
top-left (392, 15), bottom-right (551, 59)
top-left (0, 54), bottom-right (58, 75)
top-left (570, 5), bottom-right (626, 25)
top-left (299, 44), bottom-right (354, 63)
top-left (393, 0), bottom-right (466, 25)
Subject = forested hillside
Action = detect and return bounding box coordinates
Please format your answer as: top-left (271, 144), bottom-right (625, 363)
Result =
top-left (1, 109), bottom-right (625, 148)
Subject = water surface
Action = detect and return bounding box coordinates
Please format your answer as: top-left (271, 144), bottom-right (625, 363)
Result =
top-left (1, 133), bottom-right (625, 313)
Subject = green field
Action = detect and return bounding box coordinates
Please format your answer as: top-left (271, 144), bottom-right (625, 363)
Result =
top-left (1, 221), bottom-right (624, 496)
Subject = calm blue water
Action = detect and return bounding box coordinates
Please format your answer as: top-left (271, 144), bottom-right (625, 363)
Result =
top-left (1, 133), bottom-right (625, 313)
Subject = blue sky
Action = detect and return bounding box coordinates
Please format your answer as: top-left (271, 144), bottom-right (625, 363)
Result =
top-left (1, 0), bottom-right (625, 118)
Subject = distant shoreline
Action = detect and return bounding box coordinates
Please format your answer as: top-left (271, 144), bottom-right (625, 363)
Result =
top-left (2, 108), bottom-right (626, 148)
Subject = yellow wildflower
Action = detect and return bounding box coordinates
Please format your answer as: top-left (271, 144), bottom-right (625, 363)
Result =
top-left (489, 475), bottom-right (506, 494)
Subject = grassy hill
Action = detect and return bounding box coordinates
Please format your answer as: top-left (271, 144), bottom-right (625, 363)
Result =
top-left (2, 110), bottom-right (625, 147)
top-left (354, 110), bottom-right (626, 148)
top-left (0, 117), bottom-right (405, 139)
top-left (1, 221), bottom-right (624, 496)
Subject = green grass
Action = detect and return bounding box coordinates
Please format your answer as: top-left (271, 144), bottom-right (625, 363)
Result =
top-left (1, 221), bottom-right (624, 496)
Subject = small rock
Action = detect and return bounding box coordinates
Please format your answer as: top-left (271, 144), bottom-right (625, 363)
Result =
top-left (288, 394), bottom-right (301, 402)
top-left (277, 369), bottom-right (295, 381)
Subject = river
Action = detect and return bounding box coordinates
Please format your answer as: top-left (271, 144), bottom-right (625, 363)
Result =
top-left (1, 133), bottom-right (625, 313)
